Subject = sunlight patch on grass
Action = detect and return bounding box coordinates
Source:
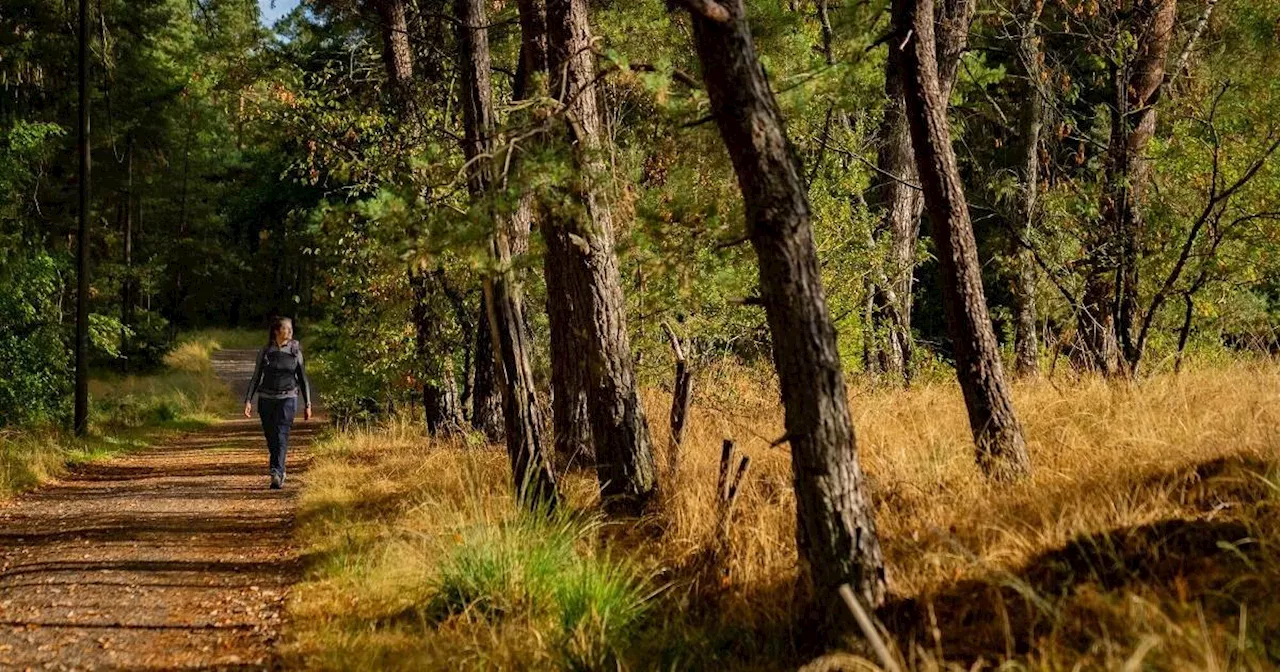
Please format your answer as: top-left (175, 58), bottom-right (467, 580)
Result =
top-left (2, 329), bottom-right (236, 499)
top-left (286, 419), bottom-right (651, 670)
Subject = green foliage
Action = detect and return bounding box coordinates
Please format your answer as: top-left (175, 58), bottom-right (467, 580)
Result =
top-left (430, 514), bottom-right (652, 669)
top-left (0, 248), bottom-right (70, 426)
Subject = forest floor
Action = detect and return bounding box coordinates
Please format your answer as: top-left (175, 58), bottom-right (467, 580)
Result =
top-left (285, 358), bottom-right (1280, 671)
top-left (0, 349), bottom-right (312, 670)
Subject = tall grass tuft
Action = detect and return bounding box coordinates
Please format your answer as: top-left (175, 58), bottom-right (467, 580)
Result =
top-left (432, 514), bottom-right (651, 668)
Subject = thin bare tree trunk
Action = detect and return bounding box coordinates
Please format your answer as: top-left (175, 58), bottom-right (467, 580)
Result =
top-left (1012, 0), bottom-right (1042, 378)
top-left (544, 0), bottom-right (657, 514)
top-left (893, 0), bottom-right (1032, 480)
top-left (679, 0), bottom-right (888, 612)
top-left (1082, 0), bottom-right (1178, 375)
top-left (121, 138), bottom-right (134, 371)
top-left (456, 0), bottom-right (559, 508)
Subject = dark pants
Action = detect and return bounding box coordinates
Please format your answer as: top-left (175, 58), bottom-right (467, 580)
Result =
top-left (258, 396), bottom-right (297, 478)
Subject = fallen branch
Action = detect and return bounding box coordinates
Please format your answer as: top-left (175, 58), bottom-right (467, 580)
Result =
top-left (838, 584), bottom-right (901, 672)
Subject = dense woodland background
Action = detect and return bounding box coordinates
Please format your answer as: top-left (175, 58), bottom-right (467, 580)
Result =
top-left (4, 0), bottom-right (1277, 428)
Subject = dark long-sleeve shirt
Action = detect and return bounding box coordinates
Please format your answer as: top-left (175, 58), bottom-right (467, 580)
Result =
top-left (244, 340), bottom-right (312, 407)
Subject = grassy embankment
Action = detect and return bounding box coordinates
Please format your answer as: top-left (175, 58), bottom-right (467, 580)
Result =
top-left (0, 330), bottom-right (255, 499)
top-left (286, 357), bottom-right (1280, 670)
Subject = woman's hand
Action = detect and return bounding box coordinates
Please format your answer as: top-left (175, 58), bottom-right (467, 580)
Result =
top-left (305, 406), bottom-right (313, 421)
top-left (244, 402), bottom-right (253, 418)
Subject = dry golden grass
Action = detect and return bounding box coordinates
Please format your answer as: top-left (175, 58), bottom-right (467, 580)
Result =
top-left (287, 358), bottom-right (1280, 670)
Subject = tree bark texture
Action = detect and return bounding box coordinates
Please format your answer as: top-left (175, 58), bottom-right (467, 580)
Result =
top-left (372, 0), bottom-right (414, 106)
top-left (684, 0), bottom-right (888, 610)
top-left (544, 0), bottom-right (657, 514)
top-left (865, 0), bottom-right (975, 382)
top-left (471, 300), bottom-right (505, 441)
top-left (893, 0), bottom-right (1032, 480)
top-left (513, 0), bottom-right (595, 468)
top-left (542, 235), bottom-right (596, 469)
top-left (1012, 0), bottom-right (1043, 378)
top-left (1083, 0), bottom-right (1178, 374)
top-left (456, 0), bottom-right (559, 508)
top-left (409, 268), bottom-right (465, 435)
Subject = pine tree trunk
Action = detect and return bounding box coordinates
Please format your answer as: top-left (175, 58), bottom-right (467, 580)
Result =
top-left (544, 0), bottom-right (657, 514)
top-left (682, 0), bottom-right (888, 611)
top-left (456, 0), bottom-right (559, 508)
top-left (471, 303), bottom-right (504, 441)
top-left (1080, 0), bottom-right (1177, 375)
top-left (893, 0), bottom-right (1032, 480)
top-left (410, 268), bottom-right (465, 435)
top-left (865, 0), bottom-right (974, 382)
top-left (512, 0), bottom-right (594, 468)
top-left (1112, 0), bottom-right (1178, 372)
top-left (865, 68), bottom-right (920, 379)
top-left (543, 232), bottom-right (595, 469)
top-left (372, 0), bottom-right (414, 107)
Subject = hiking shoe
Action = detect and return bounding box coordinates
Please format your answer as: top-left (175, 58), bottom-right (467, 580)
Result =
top-left (270, 473), bottom-right (283, 489)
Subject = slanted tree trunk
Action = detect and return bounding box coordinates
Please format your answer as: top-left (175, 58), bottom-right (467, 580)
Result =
top-left (893, 0), bottom-right (1032, 480)
top-left (679, 0), bottom-right (888, 612)
top-left (470, 0), bottom-right (556, 444)
top-left (455, 0), bottom-right (559, 508)
top-left (864, 0), bottom-right (975, 382)
top-left (1011, 0), bottom-right (1043, 378)
top-left (543, 0), bottom-right (657, 514)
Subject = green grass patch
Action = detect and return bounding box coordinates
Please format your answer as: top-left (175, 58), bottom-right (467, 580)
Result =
top-left (430, 514), bottom-right (652, 669)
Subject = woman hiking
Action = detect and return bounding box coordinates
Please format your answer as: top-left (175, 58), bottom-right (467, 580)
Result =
top-left (243, 316), bottom-right (312, 489)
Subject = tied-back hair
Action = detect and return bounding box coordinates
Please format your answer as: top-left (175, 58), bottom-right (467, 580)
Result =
top-left (267, 316), bottom-right (294, 349)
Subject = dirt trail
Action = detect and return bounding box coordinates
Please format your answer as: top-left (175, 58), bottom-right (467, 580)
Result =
top-left (0, 349), bottom-right (313, 671)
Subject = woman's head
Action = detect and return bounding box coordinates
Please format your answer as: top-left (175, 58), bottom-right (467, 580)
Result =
top-left (268, 316), bottom-right (294, 346)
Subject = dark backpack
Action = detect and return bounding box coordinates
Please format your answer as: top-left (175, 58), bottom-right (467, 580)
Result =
top-left (259, 341), bottom-right (301, 396)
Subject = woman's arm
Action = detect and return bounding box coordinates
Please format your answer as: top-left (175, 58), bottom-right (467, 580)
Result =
top-left (295, 344), bottom-right (312, 410)
top-left (244, 348), bottom-right (265, 404)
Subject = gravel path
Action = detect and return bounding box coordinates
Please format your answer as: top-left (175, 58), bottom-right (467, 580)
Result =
top-left (0, 349), bottom-right (313, 670)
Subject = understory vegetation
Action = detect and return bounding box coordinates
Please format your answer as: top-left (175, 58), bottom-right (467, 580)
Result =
top-left (0, 332), bottom-right (240, 498)
top-left (288, 358), bottom-right (1280, 670)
